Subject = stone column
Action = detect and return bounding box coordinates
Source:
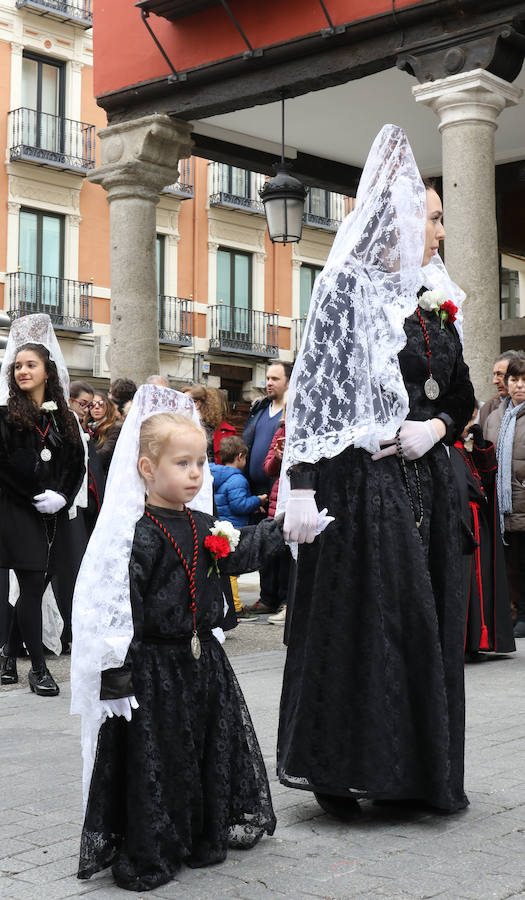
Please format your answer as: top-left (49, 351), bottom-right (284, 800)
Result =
top-left (89, 115), bottom-right (192, 384)
top-left (413, 69), bottom-right (522, 400)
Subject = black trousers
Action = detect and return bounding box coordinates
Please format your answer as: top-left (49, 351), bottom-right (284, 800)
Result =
top-left (259, 546), bottom-right (292, 611)
top-left (505, 531), bottom-right (525, 621)
top-left (6, 569), bottom-right (47, 671)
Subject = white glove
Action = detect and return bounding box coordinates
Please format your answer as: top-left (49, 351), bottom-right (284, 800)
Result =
top-left (33, 489), bottom-right (67, 514)
top-left (371, 420), bottom-right (441, 462)
top-left (101, 696), bottom-right (139, 721)
top-left (283, 489), bottom-right (319, 544)
top-left (316, 508), bottom-right (335, 535)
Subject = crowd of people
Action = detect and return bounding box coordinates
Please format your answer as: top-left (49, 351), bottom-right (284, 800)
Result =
top-left (0, 123), bottom-right (524, 892)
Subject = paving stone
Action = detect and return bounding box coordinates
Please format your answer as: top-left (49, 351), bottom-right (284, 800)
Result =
top-left (3, 645), bottom-right (525, 897)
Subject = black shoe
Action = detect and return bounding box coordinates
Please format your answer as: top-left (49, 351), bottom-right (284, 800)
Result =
top-left (0, 645), bottom-right (18, 685)
top-left (513, 621), bottom-right (525, 638)
top-left (314, 792), bottom-right (362, 820)
top-left (28, 666), bottom-right (59, 696)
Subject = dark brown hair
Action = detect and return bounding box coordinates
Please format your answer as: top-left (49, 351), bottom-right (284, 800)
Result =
top-left (269, 360), bottom-right (292, 381)
top-left (505, 357), bottom-right (525, 382)
top-left (7, 342), bottom-right (79, 444)
top-left (70, 380), bottom-right (94, 399)
top-left (219, 435), bottom-right (248, 464)
top-left (91, 390), bottom-right (119, 447)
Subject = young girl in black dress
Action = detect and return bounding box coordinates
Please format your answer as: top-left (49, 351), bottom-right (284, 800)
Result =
top-left (73, 387), bottom-right (284, 892)
top-left (0, 314), bottom-right (85, 695)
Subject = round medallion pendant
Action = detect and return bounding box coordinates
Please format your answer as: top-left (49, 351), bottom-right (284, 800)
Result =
top-left (40, 447), bottom-right (52, 462)
top-left (191, 632), bottom-right (202, 660)
top-left (424, 377), bottom-right (440, 401)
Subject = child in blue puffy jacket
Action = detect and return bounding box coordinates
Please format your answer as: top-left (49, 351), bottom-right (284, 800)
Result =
top-left (210, 437), bottom-right (267, 619)
top-left (210, 436), bottom-right (267, 528)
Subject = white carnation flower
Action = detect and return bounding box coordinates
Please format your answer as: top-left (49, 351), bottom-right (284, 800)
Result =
top-left (211, 519), bottom-right (241, 551)
top-left (40, 401), bottom-right (58, 412)
top-left (418, 288), bottom-right (447, 312)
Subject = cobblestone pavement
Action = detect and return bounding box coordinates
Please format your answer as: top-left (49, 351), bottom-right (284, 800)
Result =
top-left (2, 572), bottom-right (525, 899)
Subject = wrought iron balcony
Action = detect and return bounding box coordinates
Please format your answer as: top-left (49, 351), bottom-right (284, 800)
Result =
top-left (292, 316), bottom-right (307, 356)
top-left (209, 306), bottom-right (278, 358)
top-left (7, 272), bottom-right (93, 332)
top-left (209, 163), bottom-right (265, 214)
top-left (159, 295), bottom-right (193, 345)
top-left (16, 0), bottom-right (93, 27)
top-left (163, 158), bottom-right (195, 199)
top-left (303, 189), bottom-right (348, 231)
top-left (9, 109), bottom-right (95, 174)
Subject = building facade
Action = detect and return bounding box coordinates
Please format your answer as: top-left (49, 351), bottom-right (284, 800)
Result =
top-left (1, 1), bottom-right (524, 403)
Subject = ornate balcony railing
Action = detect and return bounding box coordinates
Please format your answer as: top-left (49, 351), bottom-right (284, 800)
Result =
top-left (209, 163), bottom-right (266, 214)
top-left (292, 316), bottom-right (308, 356)
top-left (9, 109), bottom-right (95, 173)
top-left (158, 295), bottom-right (193, 346)
top-left (303, 189), bottom-right (348, 231)
top-left (7, 272), bottom-right (93, 332)
top-left (15, 0), bottom-right (93, 27)
top-left (163, 158), bottom-right (195, 199)
top-left (209, 306), bottom-right (279, 357)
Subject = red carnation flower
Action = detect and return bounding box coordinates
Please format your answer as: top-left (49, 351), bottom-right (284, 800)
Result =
top-left (441, 300), bottom-right (457, 322)
top-left (438, 299), bottom-right (458, 328)
top-left (204, 535), bottom-right (231, 559)
top-left (204, 534), bottom-right (232, 576)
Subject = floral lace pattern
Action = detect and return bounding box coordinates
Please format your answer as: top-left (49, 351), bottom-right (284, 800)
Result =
top-left (71, 386), bottom-right (214, 806)
top-left (78, 510), bottom-right (278, 891)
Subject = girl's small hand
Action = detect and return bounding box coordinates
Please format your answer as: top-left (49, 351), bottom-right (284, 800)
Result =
top-left (101, 696), bottom-right (139, 721)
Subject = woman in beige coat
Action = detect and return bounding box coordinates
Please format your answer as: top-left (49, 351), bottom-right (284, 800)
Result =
top-left (484, 357), bottom-right (525, 636)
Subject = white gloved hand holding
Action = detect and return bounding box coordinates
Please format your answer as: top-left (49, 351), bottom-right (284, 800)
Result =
top-left (315, 508), bottom-right (335, 535)
top-left (101, 696), bottom-right (139, 722)
top-left (283, 489), bottom-right (319, 544)
top-left (371, 419), bottom-right (442, 462)
top-left (33, 489), bottom-right (67, 514)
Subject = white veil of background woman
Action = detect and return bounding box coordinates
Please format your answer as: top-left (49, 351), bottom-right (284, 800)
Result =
top-left (0, 313), bottom-right (70, 403)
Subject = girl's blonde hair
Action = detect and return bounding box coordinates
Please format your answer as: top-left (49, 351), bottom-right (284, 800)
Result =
top-left (138, 412), bottom-right (205, 466)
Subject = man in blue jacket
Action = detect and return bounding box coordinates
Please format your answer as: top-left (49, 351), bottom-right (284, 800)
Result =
top-left (243, 360), bottom-right (291, 613)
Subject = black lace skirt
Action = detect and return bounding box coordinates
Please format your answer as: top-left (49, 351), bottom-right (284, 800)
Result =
top-left (278, 443), bottom-right (469, 813)
top-left (78, 638), bottom-right (275, 892)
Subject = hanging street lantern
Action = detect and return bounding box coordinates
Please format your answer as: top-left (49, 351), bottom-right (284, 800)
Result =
top-left (259, 98), bottom-right (307, 245)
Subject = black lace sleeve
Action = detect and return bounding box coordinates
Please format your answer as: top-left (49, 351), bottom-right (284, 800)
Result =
top-left (220, 517), bottom-right (286, 576)
top-left (53, 425), bottom-right (86, 508)
top-left (100, 519), bottom-right (160, 700)
top-left (287, 461), bottom-right (319, 489)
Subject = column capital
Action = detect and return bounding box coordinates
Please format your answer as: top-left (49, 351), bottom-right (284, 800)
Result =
top-left (7, 201), bottom-right (21, 214)
top-left (413, 69), bottom-right (522, 131)
top-left (89, 114), bottom-right (193, 204)
top-left (10, 42), bottom-right (23, 58)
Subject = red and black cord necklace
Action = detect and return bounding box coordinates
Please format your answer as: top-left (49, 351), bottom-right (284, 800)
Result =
top-left (34, 420), bottom-right (52, 461)
top-left (416, 308), bottom-right (440, 400)
top-left (145, 507), bottom-right (202, 659)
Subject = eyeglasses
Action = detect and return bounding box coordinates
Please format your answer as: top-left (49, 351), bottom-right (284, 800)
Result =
top-left (74, 400), bottom-right (92, 409)
top-left (91, 400), bottom-right (105, 408)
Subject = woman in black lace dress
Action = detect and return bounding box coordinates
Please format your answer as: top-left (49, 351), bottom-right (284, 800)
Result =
top-left (0, 317), bottom-right (85, 695)
top-left (76, 404), bottom-right (282, 892)
top-left (278, 126), bottom-right (475, 817)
